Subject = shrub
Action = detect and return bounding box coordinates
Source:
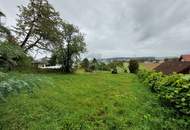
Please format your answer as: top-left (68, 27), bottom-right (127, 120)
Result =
top-left (158, 75), bottom-right (190, 114)
top-left (111, 67), bottom-right (118, 74)
top-left (144, 72), bottom-right (164, 92)
top-left (128, 60), bottom-right (139, 74)
top-left (137, 70), bottom-right (152, 81)
top-left (97, 62), bottom-right (111, 71)
top-left (138, 70), bottom-right (190, 115)
top-left (124, 69), bottom-right (128, 73)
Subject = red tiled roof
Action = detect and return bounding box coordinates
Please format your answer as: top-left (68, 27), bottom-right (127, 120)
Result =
top-left (154, 61), bottom-right (190, 74)
top-left (180, 55), bottom-right (190, 61)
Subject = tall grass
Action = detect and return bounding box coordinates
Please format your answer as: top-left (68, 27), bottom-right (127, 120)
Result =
top-left (0, 72), bottom-right (52, 101)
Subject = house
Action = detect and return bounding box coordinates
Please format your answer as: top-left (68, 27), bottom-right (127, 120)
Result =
top-left (179, 54), bottom-right (190, 62)
top-left (32, 57), bottom-right (49, 68)
top-left (154, 61), bottom-right (190, 74)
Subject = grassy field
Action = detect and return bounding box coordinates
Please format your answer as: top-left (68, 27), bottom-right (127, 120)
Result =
top-left (0, 72), bottom-right (183, 130)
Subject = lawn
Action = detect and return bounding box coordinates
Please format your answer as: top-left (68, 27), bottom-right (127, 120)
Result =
top-left (0, 72), bottom-right (183, 130)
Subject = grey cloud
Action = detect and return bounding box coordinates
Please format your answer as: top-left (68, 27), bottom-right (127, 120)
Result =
top-left (1, 0), bottom-right (190, 58)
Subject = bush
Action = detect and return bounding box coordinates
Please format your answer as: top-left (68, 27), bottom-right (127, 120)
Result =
top-left (137, 70), bottom-right (151, 81)
top-left (138, 70), bottom-right (190, 115)
top-left (128, 60), bottom-right (139, 74)
top-left (124, 69), bottom-right (128, 73)
top-left (97, 62), bottom-right (111, 71)
top-left (159, 75), bottom-right (190, 114)
top-left (144, 72), bottom-right (164, 92)
top-left (111, 67), bottom-right (118, 74)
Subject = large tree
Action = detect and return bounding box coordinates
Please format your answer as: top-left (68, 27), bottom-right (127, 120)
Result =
top-left (55, 22), bottom-right (86, 73)
top-left (14, 0), bottom-right (62, 52)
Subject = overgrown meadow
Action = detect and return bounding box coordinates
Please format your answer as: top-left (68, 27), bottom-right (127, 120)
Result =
top-left (0, 70), bottom-right (189, 130)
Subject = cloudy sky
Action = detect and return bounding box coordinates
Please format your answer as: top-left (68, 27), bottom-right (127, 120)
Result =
top-left (0, 0), bottom-right (190, 58)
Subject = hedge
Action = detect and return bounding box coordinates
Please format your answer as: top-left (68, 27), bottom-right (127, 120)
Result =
top-left (137, 70), bottom-right (190, 115)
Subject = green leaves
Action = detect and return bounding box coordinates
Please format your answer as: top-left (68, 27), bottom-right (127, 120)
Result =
top-left (15, 0), bottom-right (62, 52)
top-left (0, 42), bottom-right (25, 59)
top-left (0, 41), bottom-right (29, 70)
top-left (138, 70), bottom-right (190, 115)
top-left (0, 72), bottom-right (7, 82)
top-left (54, 22), bottom-right (86, 73)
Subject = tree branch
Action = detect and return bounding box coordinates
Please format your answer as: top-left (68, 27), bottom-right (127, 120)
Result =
top-left (20, 24), bottom-right (34, 48)
top-left (24, 36), bottom-right (42, 52)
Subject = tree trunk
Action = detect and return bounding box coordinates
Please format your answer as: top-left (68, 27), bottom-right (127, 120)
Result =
top-left (20, 24), bottom-right (34, 48)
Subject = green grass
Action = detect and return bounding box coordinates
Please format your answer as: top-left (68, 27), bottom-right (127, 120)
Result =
top-left (0, 72), bottom-right (185, 130)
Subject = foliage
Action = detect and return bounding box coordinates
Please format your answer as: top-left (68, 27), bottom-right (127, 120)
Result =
top-left (0, 42), bottom-right (28, 70)
top-left (14, 0), bottom-right (62, 52)
top-left (96, 62), bottom-right (111, 71)
top-left (81, 58), bottom-right (90, 72)
top-left (128, 60), bottom-right (139, 73)
top-left (91, 58), bottom-right (98, 70)
top-left (138, 70), bottom-right (190, 115)
top-left (124, 69), bottom-right (128, 73)
top-left (88, 64), bottom-right (96, 72)
top-left (111, 67), bottom-right (118, 74)
top-left (0, 72), bottom-right (7, 82)
top-left (55, 22), bottom-right (86, 73)
top-left (107, 61), bottom-right (123, 70)
top-left (144, 72), bottom-right (164, 92)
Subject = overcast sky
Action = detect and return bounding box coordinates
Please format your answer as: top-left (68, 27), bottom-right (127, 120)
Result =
top-left (0, 0), bottom-right (190, 58)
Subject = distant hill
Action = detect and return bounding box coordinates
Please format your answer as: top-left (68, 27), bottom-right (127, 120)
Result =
top-left (98, 56), bottom-right (178, 63)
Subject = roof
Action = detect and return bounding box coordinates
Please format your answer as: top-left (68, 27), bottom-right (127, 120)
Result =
top-left (179, 54), bottom-right (190, 61)
top-left (154, 61), bottom-right (190, 74)
top-left (32, 57), bottom-right (49, 64)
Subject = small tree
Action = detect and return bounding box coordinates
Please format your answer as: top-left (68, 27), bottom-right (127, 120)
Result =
top-left (92, 58), bottom-right (98, 70)
top-left (81, 58), bottom-right (89, 72)
top-left (128, 60), bottom-right (139, 74)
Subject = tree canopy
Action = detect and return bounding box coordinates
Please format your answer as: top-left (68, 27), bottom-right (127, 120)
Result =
top-left (14, 0), bottom-right (62, 52)
top-left (54, 22), bottom-right (86, 73)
